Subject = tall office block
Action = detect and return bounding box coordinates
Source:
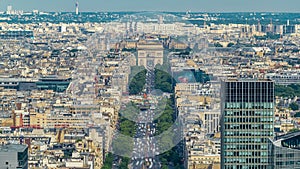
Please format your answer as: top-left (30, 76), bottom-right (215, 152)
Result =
top-left (6, 5), bottom-right (12, 15)
top-left (75, 1), bottom-right (79, 15)
top-left (221, 79), bottom-right (274, 169)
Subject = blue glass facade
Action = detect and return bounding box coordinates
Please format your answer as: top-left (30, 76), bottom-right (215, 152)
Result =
top-left (268, 132), bottom-right (300, 169)
top-left (221, 79), bottom-right (274, 169)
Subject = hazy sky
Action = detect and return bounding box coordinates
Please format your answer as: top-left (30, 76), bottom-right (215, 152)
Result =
top-left (2, 0), bottom-right (300, 12)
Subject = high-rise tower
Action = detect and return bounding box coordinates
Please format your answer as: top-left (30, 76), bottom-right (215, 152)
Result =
top-left (7, 5), bottom-right (12, 15)
top-left (221, 78), bottom-right (274, 169)
top-left (75, 1), bottom-right (79, 15)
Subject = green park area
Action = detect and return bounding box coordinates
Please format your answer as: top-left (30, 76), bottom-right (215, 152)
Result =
top-left (275, 84), bottom-right (300, 97)
top-left (129, 66), bottom-right (147, 95)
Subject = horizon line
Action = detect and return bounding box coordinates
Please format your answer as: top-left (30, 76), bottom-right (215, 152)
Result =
top-left (24, 10), bottom-right (300, 14)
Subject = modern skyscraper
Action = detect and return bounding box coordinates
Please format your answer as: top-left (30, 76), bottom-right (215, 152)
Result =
top-left (221, 79), bottom-right (274, 169)
top-left (268, 131), bottom-right (300, 169)
top-left (7, 5), bottom-right (12, 15)
top-left (75, 1), bottom-right (79, 15)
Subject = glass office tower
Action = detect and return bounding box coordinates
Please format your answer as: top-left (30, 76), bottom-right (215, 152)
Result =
top-left (221, 79), bottom-right (274, 169)
top-left (268, 131), bottom-right (300, 169)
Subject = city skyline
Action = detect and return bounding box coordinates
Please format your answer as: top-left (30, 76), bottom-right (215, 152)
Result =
top-left (0, 1), bottom-right (300, 168)
top-left (1, 0), bottom-right (300, 12)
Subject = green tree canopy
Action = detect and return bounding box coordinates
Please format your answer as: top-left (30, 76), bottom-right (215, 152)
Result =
top-left (290, 102), bottom-right (299, 111)
top-left (129, 66), bottom-right (146, 95)
top-left (101, 153), bottom-right (113, 169)
top-left (154, 69), bottom-right (175, 93)
top-left (275, 84), bottom-right (300, 98)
